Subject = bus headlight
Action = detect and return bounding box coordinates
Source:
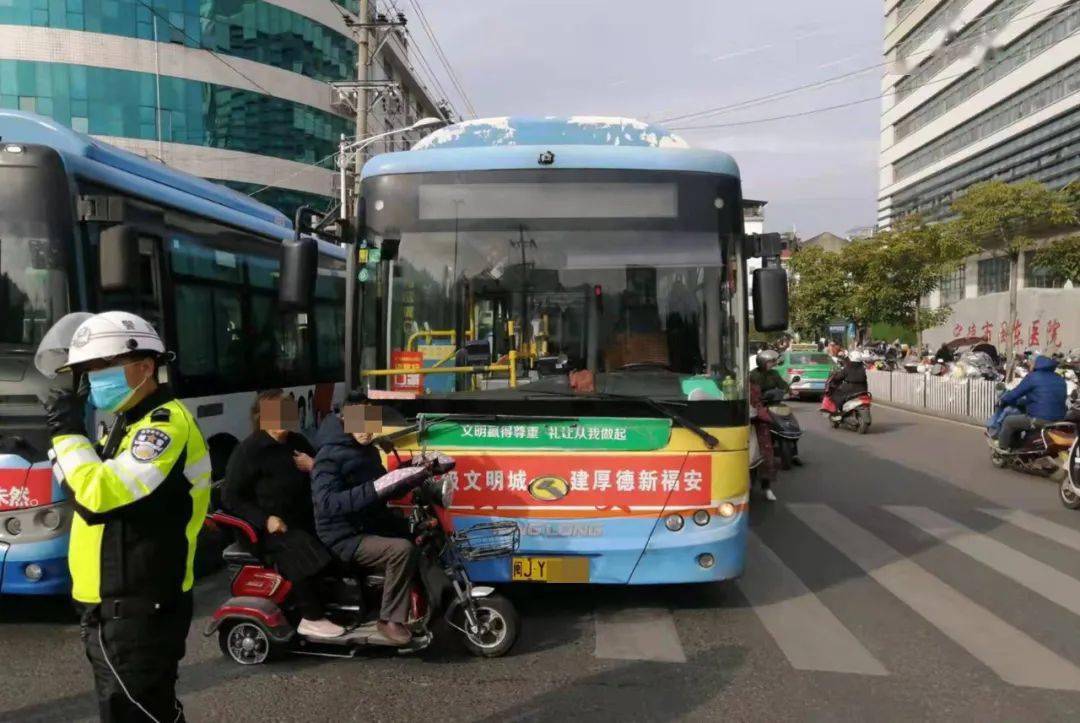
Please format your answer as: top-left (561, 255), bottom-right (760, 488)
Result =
top-left (697, 553), bottom-right (715, 569)
top-left (718, 502), bottom-right (737, 519)
top-left (4, 517), bottom-right (20, 536)
top-left (40, 507), bottom-right (62, 530)
top-left (24, 563), bottom-right (44, 581)
top-left (692, 510), bottom-right (711, 526)
top-left (664, 514), bottom-right (684, 532)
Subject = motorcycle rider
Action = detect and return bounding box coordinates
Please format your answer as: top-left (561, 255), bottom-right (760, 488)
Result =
top-left (748, 349), bottom-right (789, 395)
top-left (829, 350), bottom-right (869, 403)
top-left (996, 354), bottom-right (1067, 451)
top-left (311, 396), bottom-right (417, 646)
top-left (43, 312), bottom-right (210, 722)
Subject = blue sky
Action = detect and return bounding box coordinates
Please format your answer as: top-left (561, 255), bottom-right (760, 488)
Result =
top-left (413, 0), bottom-right (884, 237)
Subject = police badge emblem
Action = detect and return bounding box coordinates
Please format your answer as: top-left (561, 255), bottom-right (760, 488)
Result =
top-left (131, 428), bottom-right (171, 462)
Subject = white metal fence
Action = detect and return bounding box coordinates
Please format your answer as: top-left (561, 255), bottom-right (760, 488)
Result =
top-left (867, 371), bottom-right (996, 424)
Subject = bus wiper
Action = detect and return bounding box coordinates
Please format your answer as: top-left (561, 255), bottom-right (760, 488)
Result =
top-left (522, 389), bottom-right (719, 449)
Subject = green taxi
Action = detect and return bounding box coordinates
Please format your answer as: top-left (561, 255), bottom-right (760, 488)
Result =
top-left (776, 347), bottom-right (837, 399)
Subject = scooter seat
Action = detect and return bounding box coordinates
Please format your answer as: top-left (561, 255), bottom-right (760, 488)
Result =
top-left (222, 542), bottom-right (261, 566)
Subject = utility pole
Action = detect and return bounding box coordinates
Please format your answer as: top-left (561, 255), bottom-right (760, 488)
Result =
top-left (342, 0), bottom-right (369, 393)
top-left (356, 0), bottom-right (371, 184)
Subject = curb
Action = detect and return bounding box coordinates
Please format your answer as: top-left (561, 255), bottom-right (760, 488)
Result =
top-left (872, 400), bottom-right (985, 430)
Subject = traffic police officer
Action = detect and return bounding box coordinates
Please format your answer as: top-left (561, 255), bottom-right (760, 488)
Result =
top-left (44, 311), bottom-right (210, 722)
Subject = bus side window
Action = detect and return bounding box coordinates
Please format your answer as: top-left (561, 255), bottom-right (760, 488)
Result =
top-left (169, 237), bottom-right (245, 394)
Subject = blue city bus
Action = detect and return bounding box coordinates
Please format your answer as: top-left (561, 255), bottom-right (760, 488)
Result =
top-left (0, 111), bottom-right (347, 595)
top-left (345, 117), bottom-right (786, 584)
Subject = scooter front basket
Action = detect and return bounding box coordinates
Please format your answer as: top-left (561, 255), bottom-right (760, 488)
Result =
top-left (451, 522), bottom-right (521, 561)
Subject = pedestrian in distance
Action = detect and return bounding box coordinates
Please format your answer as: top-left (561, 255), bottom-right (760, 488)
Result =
top-left (222, 389), bottom-right (343, 639)
top-left (43, 312), bottom-right (210, 722)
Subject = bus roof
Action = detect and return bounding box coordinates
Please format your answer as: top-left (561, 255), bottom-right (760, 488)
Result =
top-left (362, 116), bottom-right (740, 180)
top-left (0, 110), bottom-right (293, 241)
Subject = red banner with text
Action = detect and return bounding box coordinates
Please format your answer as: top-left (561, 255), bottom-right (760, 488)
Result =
top-left (427, 454), bottom-right (712, 510)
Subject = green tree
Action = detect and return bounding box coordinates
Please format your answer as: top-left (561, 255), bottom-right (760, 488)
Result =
top-left (844, 217), bottom-right (968, 346)
top-left (787, 246), bottom-right (852, 340)
top-left (944, 180), bottom-right (1077, 375)
top-left (1033, 234), bottom-right (1080, 284)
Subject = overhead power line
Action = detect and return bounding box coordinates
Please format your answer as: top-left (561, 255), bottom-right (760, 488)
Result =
top-left (657, 0), bottom-right (1078, 126)
top-left (406, 0), bottom-right (478, 117)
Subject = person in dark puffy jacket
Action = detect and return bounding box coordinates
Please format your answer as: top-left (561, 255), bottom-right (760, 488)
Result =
top-left (997, 355), bottom-right (1068, 450)
top-left (311, 399), bottom-right (417, 646)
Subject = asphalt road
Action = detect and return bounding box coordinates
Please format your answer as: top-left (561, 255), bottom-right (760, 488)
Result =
top-left (3, 404), bottom-right (1080, 722)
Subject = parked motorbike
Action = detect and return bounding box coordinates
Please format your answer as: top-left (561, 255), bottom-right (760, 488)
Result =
top-left (985, 402), bottom-right (1077, 478)
top-left (1061, 438), bottom-right (1080, 510)
top-left (205, 452), bottom-right (521, 664)
top-left (762, 386), bottom-right (803, 469)
top-left (820, 374), bottom-right (872, 433)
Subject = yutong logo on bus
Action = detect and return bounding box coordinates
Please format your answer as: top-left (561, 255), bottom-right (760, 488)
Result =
top-left (528, 476), bottom-right (569, 501)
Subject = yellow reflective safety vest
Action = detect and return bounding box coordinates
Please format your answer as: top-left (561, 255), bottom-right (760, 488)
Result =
top-left (51, 387), bottom-right (211, 605)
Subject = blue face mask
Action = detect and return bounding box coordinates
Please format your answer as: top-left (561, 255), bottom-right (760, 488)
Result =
top-left (87, 365), bottom-right (143, 412)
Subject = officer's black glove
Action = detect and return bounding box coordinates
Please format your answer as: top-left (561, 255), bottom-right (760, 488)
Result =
top-left (44, 383), bottom-right (88, 437)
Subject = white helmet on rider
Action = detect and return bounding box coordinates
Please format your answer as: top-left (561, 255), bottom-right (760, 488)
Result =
top-left (756, 349), bottom-right (780, 370)
top-left (849, 350), bottom-right (864, 363)
top-left (59, 311), bottom-right (170, 372)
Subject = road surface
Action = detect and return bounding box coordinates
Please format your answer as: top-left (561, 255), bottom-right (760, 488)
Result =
top-left (2, 404), bottom-right (1079, 722)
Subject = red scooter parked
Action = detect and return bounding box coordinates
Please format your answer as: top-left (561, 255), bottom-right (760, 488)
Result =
top-left (204, 453), bottom-right (520, 664)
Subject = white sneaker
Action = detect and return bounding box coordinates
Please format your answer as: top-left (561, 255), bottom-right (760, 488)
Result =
top-left (298, 618), bottom-right (346, 638)
top-left (764, 489), bottom-right (778, 502)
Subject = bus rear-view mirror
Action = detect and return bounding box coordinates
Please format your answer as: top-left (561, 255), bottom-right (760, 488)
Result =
top-left (99, 224), bottom-right (139, 293)
top-left (752, 267), bottom-right (789, 332)
top-left (279, 236), bottom-right (318, 312)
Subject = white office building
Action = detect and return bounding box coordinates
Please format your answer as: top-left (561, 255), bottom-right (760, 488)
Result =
top-left (879, 0), bottom-right (1080, 351)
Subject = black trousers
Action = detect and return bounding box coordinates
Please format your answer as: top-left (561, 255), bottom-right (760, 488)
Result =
top-left (79, 593), bottom-right (193, 723)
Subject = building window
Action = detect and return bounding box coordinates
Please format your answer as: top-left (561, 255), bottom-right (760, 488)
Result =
top-left (978, 257), bottom-right (1011, 295)
top-left (889, 105), bottom-right (1080, 223)
top-left (1024, 250), bottom-right (1068, 288)
top-left (894, 57), bottom-right (1080, 181)
top-left (939, 264), bottom-right (966, 303)
top-left (896, 0), bottom-right (1030, 103)
top-left (895, 2), bottom-right (1080, 140)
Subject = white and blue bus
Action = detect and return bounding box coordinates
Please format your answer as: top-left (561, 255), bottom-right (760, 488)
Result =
top-left (0, 111), bottom-right (346, 596)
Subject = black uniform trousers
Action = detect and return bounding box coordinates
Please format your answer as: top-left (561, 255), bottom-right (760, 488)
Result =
top-left (79, 593), bottom-right (193, 722)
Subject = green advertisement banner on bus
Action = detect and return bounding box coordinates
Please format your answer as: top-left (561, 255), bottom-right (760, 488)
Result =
top-left (419, 417), bottom-right (672, 451)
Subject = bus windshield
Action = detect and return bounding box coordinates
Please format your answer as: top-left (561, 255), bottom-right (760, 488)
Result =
top-left (363, 171), bottom-right (745, 402)
top-left (0, 165), bottom-right (70, 348)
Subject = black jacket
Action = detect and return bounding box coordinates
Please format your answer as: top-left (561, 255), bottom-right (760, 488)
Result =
top-left (223, 431), bottom-right (330, 581)
top-left (832, 361), bottom-right (869, 403)
top-left (311, 415), bottom-right (399, 561)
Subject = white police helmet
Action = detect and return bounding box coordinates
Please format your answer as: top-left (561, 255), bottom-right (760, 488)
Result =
top-left (59, 311), bottom-right (169, 372)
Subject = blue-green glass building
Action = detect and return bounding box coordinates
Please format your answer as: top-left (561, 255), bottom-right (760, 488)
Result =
top-left (0, 0), bottom-right (445, 214)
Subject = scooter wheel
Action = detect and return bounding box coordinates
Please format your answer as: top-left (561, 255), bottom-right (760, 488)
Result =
top-left (778, 439), bottom-right (794, 470)
top-left (219, 621), bottom-right (278, 665)
top-left (454, 594), bottom-right (519, 658)
top-left (856, 409), bottom-right (871, 434)
top-left (990, 453), bottom-right (1007, 469)
top-left (1059, 478), bottom-right (1080, 510)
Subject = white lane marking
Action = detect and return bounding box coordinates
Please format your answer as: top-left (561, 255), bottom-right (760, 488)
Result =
top-left (887, 506), bottom-right (1080, 617)
top-left (789, 503), bottom-right (1080, 690)
top-left (594, 607), bottom-right (687, 663)
top-left (739, 533), bottom-right (888, 676)
top-left (979, 508), bottom-right (1080, 554)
